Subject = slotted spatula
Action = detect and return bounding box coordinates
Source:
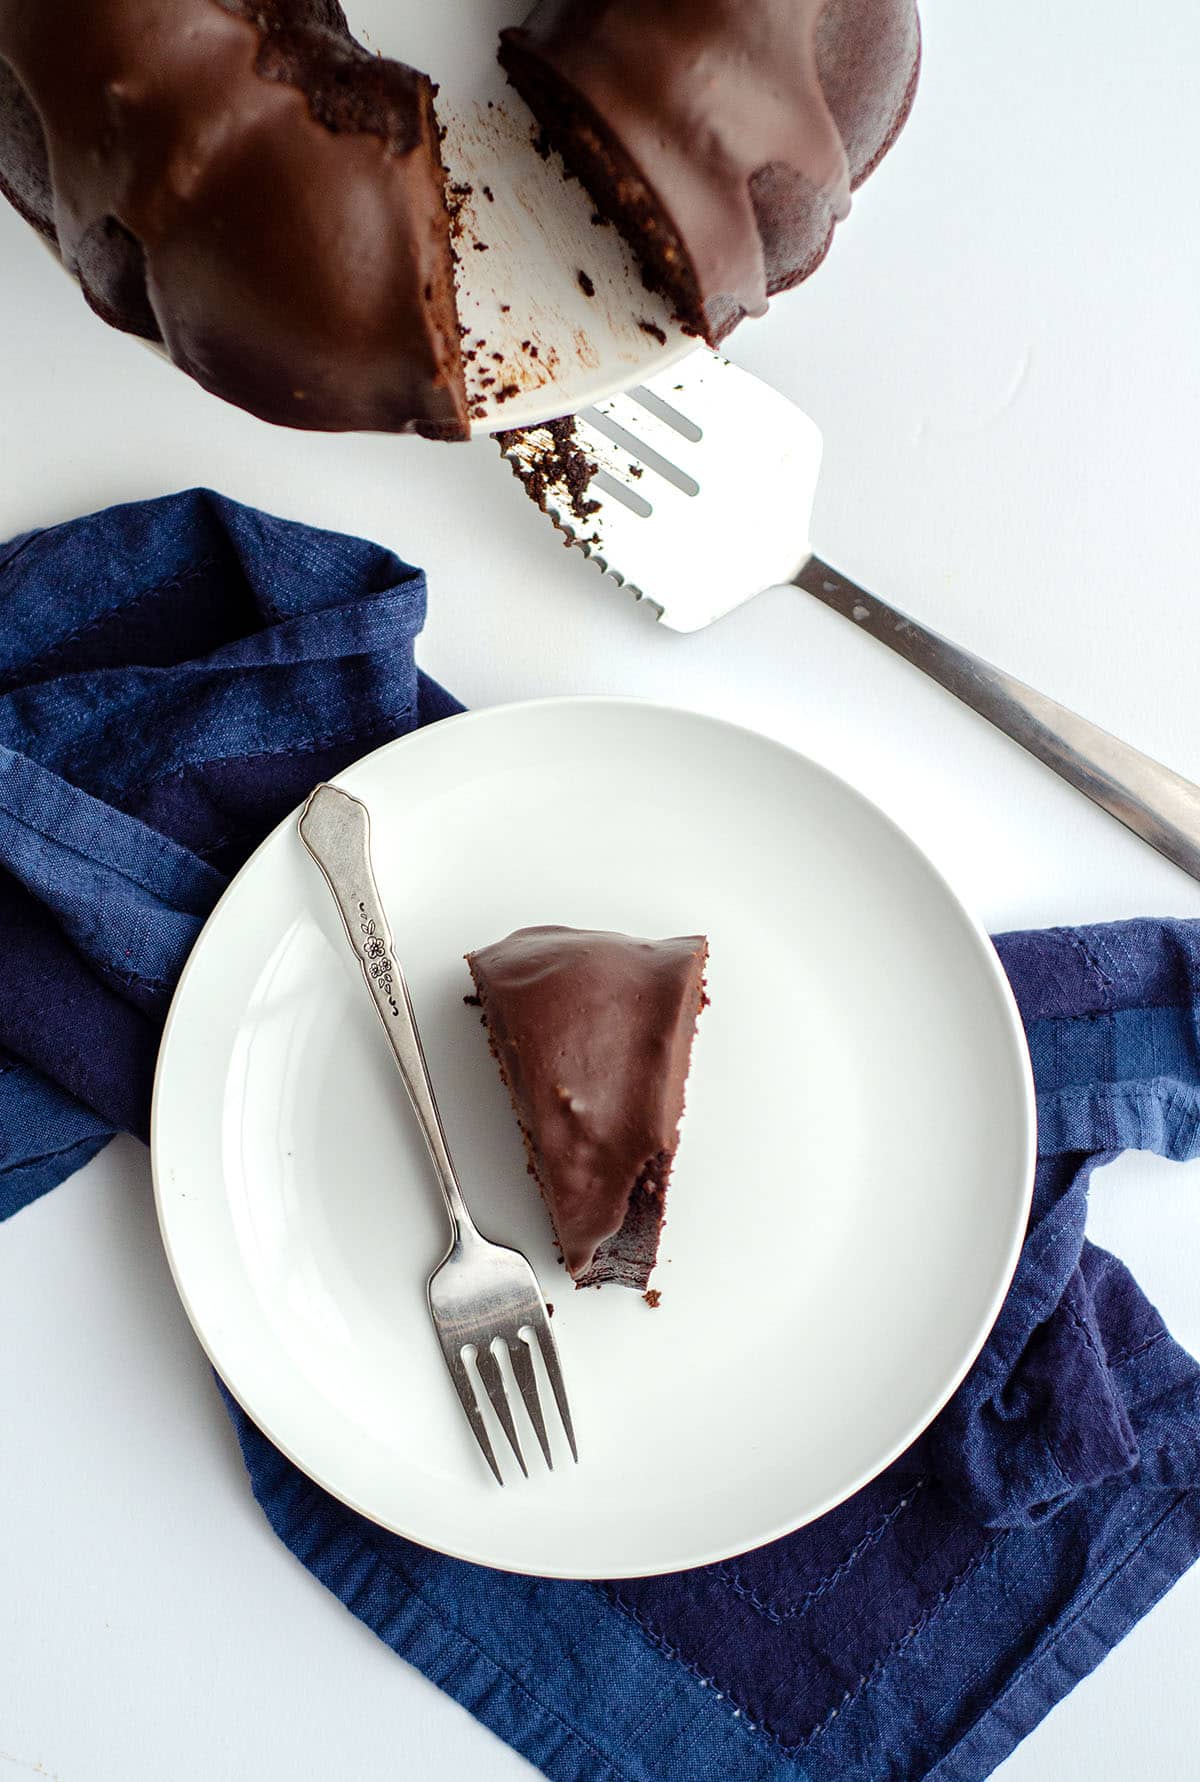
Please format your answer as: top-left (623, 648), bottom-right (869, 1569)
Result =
top-left (501, 348), bottom-right (1200, 883)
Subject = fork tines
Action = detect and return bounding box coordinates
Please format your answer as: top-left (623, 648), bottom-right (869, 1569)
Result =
top-left (438, 1315), bottom-right (577, 1486)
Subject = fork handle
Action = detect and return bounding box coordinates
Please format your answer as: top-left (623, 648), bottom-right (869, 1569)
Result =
top-left (796, 555), bottom-right (1200, 883)
top-left (299, 783), bottom-right (478, 1246)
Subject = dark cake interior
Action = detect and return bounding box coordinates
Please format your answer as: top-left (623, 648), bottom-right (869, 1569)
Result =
top-left (467, 926), bottom-right (708, 1291)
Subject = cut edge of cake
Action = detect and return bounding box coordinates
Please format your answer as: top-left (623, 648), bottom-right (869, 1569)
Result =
top-left (497, 34), bottom-right (711, 341)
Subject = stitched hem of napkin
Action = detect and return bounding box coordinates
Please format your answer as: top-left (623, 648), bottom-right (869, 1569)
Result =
top-left (140, 701), bottom-right (417, 794)
top-left (0, 1134), bottom-right (112, 1220)
top-left (248, 1474), bottom-right (1200, 1782)
top-left (0, 558), bottom-right (218, 694)
top-left (1036, 1078), bottom-right (1200, 1163)
top-left (0, 749), bottom-right (224, 913)
top-left (922, 1489), bottom-right (1200, 1782)
top-left (248, 1476), bottom-right (638, 1782)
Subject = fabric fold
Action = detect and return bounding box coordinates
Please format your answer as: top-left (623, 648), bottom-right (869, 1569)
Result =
top-left (0, 487), bottom-right (459, 1169)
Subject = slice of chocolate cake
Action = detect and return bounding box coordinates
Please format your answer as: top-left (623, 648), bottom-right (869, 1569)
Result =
top-left (466, 926), bottom-right (708, 1290)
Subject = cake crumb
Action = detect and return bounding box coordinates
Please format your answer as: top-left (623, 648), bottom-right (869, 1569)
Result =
top-left (643, 1289), bottom-right (662, 1309)
top-left (498, 415), bottom-right (600, 524)
top-left (576, 269), bottom-right (596, 298)
top-left (545, 1302), bottom-right (555, 1318)
top-left (637, 318), bottom-right (668, 345)
top-left (445, 180), bottom-right (473, 243)
top-left (463, 993), bottom-right (481, 1007)
top-left (482, 185), bottom-right (495, 202)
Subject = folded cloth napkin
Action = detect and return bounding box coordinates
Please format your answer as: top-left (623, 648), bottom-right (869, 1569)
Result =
top-left (4, 492), bottom-right (1200, 1782)
top-left (0, 489), bottom-right (458, 1217)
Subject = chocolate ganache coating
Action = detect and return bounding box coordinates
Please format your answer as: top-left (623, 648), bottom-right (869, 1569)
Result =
top-left (500, 0), bottom-right (921, 342)
top-left (0, 0), bottom-right (468, 437)
top-left (467, 926), bottom-right (708, 1286)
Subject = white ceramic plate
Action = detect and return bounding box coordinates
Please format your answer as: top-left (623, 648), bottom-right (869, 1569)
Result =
top-left (152, 700), bottom-right (1035, 1578)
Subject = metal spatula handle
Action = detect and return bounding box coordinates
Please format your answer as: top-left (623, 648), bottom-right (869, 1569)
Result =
top-left (797, 556), bottom-right (1200, 882)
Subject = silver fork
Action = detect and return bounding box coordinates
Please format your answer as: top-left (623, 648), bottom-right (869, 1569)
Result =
top-left (502, 348), bottom-right (1200, 884)
top-left (299, 782), bottom-right (577, 1484)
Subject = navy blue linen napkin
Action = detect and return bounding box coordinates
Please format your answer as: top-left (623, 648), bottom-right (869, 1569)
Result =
top-left (4, 492), bottom-right (1200, 1782)
top-left (0, 489), bottom-right (458, 1218)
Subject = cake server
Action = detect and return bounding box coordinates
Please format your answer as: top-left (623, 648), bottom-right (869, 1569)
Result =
top-left (299, 783), bottom-right (577, 1484)
top-left (501, 349), bottom-right (1200, 883)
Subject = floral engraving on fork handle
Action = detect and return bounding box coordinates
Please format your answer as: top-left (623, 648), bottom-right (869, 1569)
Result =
top-left (358, 901), bottom-right (400, 1018)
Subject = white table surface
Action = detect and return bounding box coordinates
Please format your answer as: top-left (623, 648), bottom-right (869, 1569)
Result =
top-left (3, 2), bottom-right (1200, 1777)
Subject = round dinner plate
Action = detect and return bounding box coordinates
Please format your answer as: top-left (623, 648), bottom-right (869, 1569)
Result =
top-left (152, 699), bottom-right (1036, 1578)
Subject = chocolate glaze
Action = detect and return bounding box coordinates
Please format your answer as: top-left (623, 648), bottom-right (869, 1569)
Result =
top-left (0, 0), bottom-right (468, 437)
top-left (467, 926), bottom-right (707, 1282)
top-left (500, 0), bottom-right (921, 341)
top-left (0, 1), bottom-right (918, 431)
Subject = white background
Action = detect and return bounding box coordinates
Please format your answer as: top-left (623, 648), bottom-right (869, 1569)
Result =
top-left (3, 1), bottom-right (1200, 1776)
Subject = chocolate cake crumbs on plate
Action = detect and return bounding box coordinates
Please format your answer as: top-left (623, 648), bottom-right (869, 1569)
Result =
top-left (576, 268), bottom-right (596, 298)
top-left (637, 318), bottom-right (667, 344)
top-left (643, 1289), bottom-right (662, 1309)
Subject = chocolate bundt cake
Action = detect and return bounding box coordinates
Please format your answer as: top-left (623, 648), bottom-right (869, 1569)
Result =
top-left (467, 926), bottom-right (708, 1291)
top-left (501, 0), bottom-right (922, 342)
top-left (0, 1), bottom-right (919, 436)
top-left (0, 1), bottom-right (468, 438)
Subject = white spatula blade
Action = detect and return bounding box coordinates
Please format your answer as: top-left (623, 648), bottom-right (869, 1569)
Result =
top-left (501, 350), bottom-right (823, 631)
